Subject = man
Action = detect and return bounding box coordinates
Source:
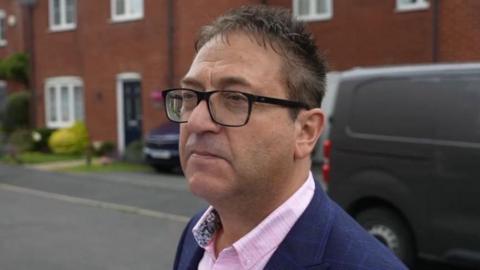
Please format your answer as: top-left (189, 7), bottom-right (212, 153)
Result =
top-left (169, 5), bottom-right (407, 270)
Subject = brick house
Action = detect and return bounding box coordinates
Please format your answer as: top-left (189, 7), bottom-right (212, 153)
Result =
top-left (0, 0), bottom-right (478, 153)
top-left (0, 0), bottom-right (33, 118)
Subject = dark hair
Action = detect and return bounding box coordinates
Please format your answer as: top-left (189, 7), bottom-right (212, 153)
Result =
top-left (195, 5), bottom-right (327, 116)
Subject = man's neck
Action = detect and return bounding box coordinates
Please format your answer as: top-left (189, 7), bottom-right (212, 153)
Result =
top-left (212, 167), bottom-right (310, 256)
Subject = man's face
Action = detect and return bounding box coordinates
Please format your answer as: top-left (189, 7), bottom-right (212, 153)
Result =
top-left (179, 33), bottom-right (298, 204)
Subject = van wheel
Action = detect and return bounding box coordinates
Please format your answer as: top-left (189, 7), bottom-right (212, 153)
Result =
top-left (356, 207), bottom-right (415, 267)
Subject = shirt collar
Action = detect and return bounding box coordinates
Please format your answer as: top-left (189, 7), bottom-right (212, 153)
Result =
top-left (192, 206), bottom-right (221, 248)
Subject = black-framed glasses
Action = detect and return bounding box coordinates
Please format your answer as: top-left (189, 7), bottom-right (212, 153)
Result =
top-left (162, 88), bottom-right (309, 127)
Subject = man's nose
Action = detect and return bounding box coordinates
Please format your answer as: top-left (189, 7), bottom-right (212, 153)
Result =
top-left (185, 100), bottom-right (220, 133)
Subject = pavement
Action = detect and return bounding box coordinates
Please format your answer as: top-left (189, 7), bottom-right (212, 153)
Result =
top-left (0, 163), bottom-right (205, 270)
top-left (1, 187), bottom-right (183, 270)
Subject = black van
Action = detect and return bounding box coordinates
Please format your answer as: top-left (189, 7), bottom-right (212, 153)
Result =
top-left (323, 63), bottom-right (480, 268)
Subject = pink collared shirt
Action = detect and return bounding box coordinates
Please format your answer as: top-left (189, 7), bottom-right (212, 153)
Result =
top-left (192, 172), bottom-right (316, 270)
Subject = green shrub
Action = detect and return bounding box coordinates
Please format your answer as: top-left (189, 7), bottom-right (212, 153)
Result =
top-left (2, 91), bottom-right (30, 134)
top-left (0, 53), bottom-right (29, 84)
top-left (69, 122), bottom-right (89, 150)
top-left (0, 127), bottom-right (6, 157)
top-left (124, 140), bottom-right (144, 163)
top-left (92, 141), bottom-right (116, 157)
top-left (48, 122), bottom-right (89, 155)
top-left (8, 129), bottom-right (34, 153)
top-left (0, 108), bottom-right (3, 125)
top-left (31, 127), bottom-right (56, 152)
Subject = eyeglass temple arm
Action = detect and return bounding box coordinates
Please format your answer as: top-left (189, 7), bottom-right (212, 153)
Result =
top-left (254, 95), bottom-right (310, 109)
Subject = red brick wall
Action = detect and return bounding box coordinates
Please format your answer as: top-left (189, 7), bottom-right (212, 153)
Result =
top-left (0, 0), bottom-right (29, 93)
top-left (172, 0), bottom-right (263, 86)
top-left (437, 0), bottom-right (480, 62)
top-left (270, 0), bottom-right (434, 70)
top-left (28, 0), bottom-right (480, 147)
top-left (0, 0), bottom-right (25, 57)
top-left (40, 1), bottom-right (286, 143)
top-left (33, 0), bottom-right (170, 144)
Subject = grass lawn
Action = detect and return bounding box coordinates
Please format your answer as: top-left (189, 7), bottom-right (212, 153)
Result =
top-left (0, 151), bottom-right (82, 164)
top-left (61, 161), bottom-right (153, 173)
top-left (0, 150), bottom-right (152, 174)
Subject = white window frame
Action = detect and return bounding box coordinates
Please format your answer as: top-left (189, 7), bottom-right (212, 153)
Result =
top-left (293, 0), bottom-right (333, 22)
top-left (0, 10), bottom-right (6, 46)
top-left (396, 0), bottom-right (429, 12)
top-left (45, 76), bottom-right (84, 128)
top-left (111, 0), bottom-right (144, 23)
top-left (49, 0), bottom-right (76, 31)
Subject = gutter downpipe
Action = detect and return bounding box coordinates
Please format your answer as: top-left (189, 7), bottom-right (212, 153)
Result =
top-left (432, 0), bottom-right (439, 63)
top-left (20, 0), bottom-right (37, 128)
top-left (167, 0), bottom-right (174, 87)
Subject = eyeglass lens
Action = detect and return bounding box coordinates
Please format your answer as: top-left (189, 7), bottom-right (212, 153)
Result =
top-left (165, 89), bottom-right (250, 126)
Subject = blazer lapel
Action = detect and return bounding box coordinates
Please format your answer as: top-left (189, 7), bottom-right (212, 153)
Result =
top-left (175, 211), bottom-right (206, 270)
top-left (183, 245), bottom-right (204, 270)
top-left (264, 180), bottom-right (334, 270)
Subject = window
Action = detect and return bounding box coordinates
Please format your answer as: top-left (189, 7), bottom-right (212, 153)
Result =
top-left (396, 0), bottom-right (429, 12)
top-left (111, 0), bottom-right (144, 22)
top-left (0, 10), bottom-right (6, 46)
top-left (49, 0), bottom-right (76, 31)
top-left (293, 0), bottom-right (333, 21)
top-left (45, 77), bottom-right (84, 128)
top-left (349, 79), bottom-right (438, 140)
top-left (349, 75), bottom-right (480, 144)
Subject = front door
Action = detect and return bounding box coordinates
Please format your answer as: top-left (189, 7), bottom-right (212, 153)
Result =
top-left (123, 81), bottom-right (142, 147)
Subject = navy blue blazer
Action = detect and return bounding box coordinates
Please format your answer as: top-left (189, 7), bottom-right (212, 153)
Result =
top-left (173, 180), bottom-right (408, 270)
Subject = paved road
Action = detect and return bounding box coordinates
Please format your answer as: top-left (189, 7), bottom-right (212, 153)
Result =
top-left (0, 164), bottom-right (205, 270)
top-left (0, 164), bottom-right (472, 270)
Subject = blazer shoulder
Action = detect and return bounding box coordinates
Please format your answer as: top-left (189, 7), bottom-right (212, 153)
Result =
top-left (322, 202), bottom-right (408, 270)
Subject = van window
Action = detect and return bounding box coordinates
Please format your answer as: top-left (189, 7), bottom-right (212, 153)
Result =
top-left (434, 76), bottom-right (480, 144)
top-left (349, 78), bottom-right (440, 140)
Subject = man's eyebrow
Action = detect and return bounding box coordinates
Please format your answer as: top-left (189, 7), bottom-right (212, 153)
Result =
top-left (217, 76), bottom-right (252, 89)
top-left (179, 77), bottom-right (203, 89)
top-left (180, 76), bottom-right (252, 90)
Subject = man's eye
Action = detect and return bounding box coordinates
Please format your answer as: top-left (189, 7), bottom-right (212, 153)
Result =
top-left (170, 94), bottom-right (183, 100)
top-left (224, 93), bottom-right (247, 102)
top-left (182, 92), bottom-right (196, 100)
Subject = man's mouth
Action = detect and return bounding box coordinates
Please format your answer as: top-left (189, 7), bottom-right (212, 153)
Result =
top-left (190, 150), bottom-right (221, 159)
top-left (183, 136), bottom-right (229, 164)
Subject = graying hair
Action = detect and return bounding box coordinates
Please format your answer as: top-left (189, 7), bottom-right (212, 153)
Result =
top-left (195, 5), bottom-right (327, 116)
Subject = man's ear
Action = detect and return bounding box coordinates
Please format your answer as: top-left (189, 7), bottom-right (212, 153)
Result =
top-left (294, 108), bottom-right (325, 159)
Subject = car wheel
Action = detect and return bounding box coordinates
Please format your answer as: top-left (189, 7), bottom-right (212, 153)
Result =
top-left (356, 207), bottom-right (415, 267)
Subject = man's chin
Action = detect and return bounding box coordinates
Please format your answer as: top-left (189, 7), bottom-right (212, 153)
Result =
top-left (183, 155), bottom-right (231, 178)
top-left (186, 172), bottom-right (229, 201)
